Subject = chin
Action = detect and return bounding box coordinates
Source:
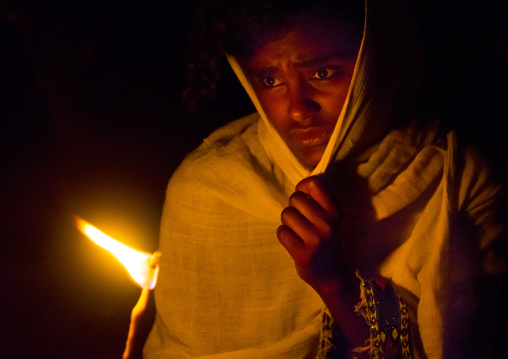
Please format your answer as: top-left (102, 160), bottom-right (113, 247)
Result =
top-left (299, 154), bottom-right (322, 169)
top-left (297, 149), bottom-right (326, 169)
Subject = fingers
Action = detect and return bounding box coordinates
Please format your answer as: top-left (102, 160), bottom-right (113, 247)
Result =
top-left (277, 224), bottom-right (306, 263)
top-left (281, 200), bottom-right (321, 246)
top-left (295, 176), bottom-right (341, 219)
top-left (277, 178), bottom-right (345, 287)
top-left (276, 221), bottom-right (332, 268)
top-left (288, 176), bottom-right (341, 241)
top-left (287, 192), bottom-right (332, 236)
top-left (277, 176), bottom-right (341, 257)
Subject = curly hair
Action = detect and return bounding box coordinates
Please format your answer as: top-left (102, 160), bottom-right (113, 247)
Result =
top-left (183, 0), bottom-right (364, 111)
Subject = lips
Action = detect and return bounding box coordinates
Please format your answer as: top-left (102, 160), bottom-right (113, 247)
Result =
top-left (291, 127), bottom-right (333, 147)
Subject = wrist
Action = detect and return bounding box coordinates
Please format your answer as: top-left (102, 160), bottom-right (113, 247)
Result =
top-left (306, 263), bottom-right (358, 301)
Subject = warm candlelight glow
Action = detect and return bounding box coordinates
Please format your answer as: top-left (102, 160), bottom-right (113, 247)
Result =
top-left (75, 216), bottom-right (159, 289)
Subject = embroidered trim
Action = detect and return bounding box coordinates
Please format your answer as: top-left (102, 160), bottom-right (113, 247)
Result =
top-left (353, 272), bottom-right (413, 359)
top-left (318, 307), bottom-right (335, 358)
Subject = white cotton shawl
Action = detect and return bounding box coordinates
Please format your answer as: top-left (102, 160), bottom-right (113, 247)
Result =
top-left (144, 1), bottom-right (505, 358)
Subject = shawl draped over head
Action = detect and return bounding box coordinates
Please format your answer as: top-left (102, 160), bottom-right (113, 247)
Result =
top-left (144, 0), bottom-right (505, 358)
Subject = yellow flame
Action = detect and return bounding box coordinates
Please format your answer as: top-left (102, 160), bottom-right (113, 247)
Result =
top-left (75, 216), bottom-right (159, 289)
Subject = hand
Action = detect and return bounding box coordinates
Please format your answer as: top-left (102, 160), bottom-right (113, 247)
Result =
top-left (277, 175), bottom-right (351, 294)
top-left (277, 175), bottom-right (369, 349)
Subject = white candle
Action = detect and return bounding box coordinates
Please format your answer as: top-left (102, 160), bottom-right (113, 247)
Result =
top-left (75, 217), bottom-right (161, 358)
top-left (123, 251), bottom-right (161, 359)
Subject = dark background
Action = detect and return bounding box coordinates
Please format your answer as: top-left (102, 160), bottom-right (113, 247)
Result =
top-left (0, 1), bottom-right (506, 358)
top-left (1, 2), bottom-right (252, 358)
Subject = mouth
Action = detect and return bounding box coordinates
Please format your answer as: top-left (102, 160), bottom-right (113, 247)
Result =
top-left (291, 127), bottom-right (332, 147)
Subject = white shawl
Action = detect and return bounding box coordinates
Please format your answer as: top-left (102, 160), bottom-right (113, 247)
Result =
top-left (144, 0), bottom-right (505, 358)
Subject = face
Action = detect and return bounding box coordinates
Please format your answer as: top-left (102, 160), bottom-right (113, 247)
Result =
top-left (242, 20), bottom-right (359, 168)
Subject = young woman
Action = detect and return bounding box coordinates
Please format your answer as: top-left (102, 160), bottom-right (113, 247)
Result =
top-left (144, 1), bottom-right (507, 358)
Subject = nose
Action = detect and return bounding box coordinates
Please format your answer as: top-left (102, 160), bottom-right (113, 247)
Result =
top-left (287, 82), bottom-right (321, 123)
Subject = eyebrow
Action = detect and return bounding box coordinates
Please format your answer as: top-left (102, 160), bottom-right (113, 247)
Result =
top-left (246, 53), bottom-right (353, 77)
top-left (296, 53), bottom-right (353, 68)
top-left (246, 67), bottom-right (278, 78)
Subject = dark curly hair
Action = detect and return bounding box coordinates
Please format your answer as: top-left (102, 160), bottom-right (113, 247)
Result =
top-left (183, 0), bottom-right (364, 111)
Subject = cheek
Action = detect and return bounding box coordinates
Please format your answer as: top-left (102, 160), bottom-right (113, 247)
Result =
top-left (319, 85), bottom-right (351, 118)
top-left (257, 93), bottom-right (289, 130)
top-left (317, 67), bottom-right (356, 115)
top-left (325, 95), bottom-right (347, 117)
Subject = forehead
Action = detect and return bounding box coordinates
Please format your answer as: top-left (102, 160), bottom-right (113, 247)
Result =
top-left (245, 21), bottom-right (360, 70)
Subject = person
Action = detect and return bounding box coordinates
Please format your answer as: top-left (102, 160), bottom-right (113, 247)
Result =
top-left (143, 0), bottom-right (507, 358)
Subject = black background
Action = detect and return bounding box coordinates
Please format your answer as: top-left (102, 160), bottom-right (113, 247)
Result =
top-left (1, 1), bottom-right (506, 358)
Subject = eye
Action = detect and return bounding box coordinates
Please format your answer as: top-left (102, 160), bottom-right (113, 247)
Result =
top-left (312, 68), bottom-right (337, 80)
top-left (261, 76), bottom-right (282, 88)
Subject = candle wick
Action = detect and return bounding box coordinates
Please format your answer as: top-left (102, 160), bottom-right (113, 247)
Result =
top-left (149, 251), bottom-right (162, 269)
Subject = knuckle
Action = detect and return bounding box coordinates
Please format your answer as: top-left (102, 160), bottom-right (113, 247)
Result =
top-left (280, 206), bottom-right (294, 220)
top-left (320, 225), bottom-right (334, 239)
top-left (300, 175), bottom-right (319, 188)
top-left (288, 191), bottom-right (299, 203)
top-left (288, 191), bottom-right (309, 205)
top-left (307, 176), bottom-right (322, 190)
top-left (295, 176), bottom-right (313, 191)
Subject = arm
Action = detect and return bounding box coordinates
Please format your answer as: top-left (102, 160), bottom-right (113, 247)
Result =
top-left (276, 176), bottom-right (370, 354)
top-left (277, 175), bottom-right (415, 358)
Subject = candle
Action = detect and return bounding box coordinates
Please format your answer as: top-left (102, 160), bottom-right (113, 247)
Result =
top-left (123, 251), bottom-right (161, 359)
top-left (75, 216), bottom-right (161, 358)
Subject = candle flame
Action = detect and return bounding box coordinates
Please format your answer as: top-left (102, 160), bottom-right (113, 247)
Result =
top-left (75, 216), bottom-right (160, 289)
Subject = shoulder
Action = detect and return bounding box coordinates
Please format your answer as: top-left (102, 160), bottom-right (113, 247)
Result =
top-left (446, 130), bottom-right (507, 271)
top-left (191, 112), bottom-right (260, 162)
top-left (162, 112), bottom-right (287, 220)
top-left (166, 112), bottom-right (264, 197)
top-left (446, 131), bottom-right (503, 213)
